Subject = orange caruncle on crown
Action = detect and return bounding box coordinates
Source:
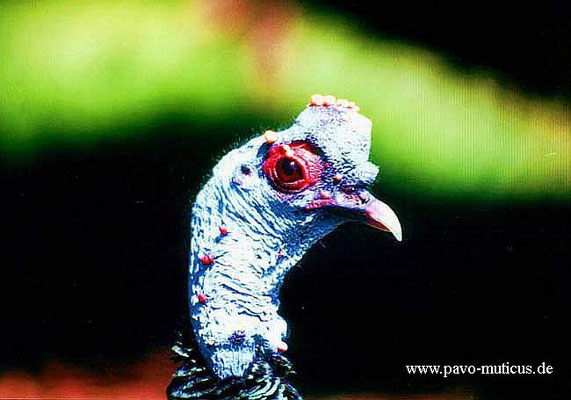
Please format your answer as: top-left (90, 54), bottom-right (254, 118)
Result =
top-left (307, 94), bottom-right (360, 112)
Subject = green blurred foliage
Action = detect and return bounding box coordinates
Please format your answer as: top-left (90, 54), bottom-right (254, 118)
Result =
top-left (1, 0), bottom-right (569, 201)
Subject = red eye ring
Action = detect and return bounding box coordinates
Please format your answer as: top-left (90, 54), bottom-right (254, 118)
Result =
top-left (263, 142), bottom-right (322, 193)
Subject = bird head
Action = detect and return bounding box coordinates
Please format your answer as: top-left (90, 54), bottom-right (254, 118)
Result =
top-left (218, 94), bottom-right (402, 243)
top-left (180, 95), bottom-right (403, 389)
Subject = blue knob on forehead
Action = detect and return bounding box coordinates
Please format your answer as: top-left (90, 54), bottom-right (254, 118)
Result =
top-left (276, 95), bottom-right (379, 188)
top-left (295, 97), bottom-right (373, 164)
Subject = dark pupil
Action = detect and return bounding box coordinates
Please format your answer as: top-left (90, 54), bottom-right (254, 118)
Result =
top-left (282, 160), bottom-right (297, 176)
top-left (277, 158), bottom-right (302, 181)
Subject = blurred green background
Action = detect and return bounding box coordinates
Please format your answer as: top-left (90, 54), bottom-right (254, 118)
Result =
top-left (1, 1), bottom-right (569, 399)
top-left (2, 0), bottom-right (569, 201)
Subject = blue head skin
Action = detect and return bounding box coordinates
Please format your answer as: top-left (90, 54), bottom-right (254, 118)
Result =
top-left (188, 96), bottom-right (402, 379)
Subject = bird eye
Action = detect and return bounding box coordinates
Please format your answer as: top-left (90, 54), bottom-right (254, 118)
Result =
top-left (276, 158), bottom-right (303, 183)
top-left (263, 142), bottom-right (322, 193)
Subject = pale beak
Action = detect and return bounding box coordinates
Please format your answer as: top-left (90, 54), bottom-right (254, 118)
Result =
top-left (362, 195), bottom-right (402, 241)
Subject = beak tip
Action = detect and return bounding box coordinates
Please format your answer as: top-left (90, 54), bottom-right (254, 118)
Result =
top-left (385, 219), bottom-right (402, 242)
top-left (364, 197), bottom-right (403, 242)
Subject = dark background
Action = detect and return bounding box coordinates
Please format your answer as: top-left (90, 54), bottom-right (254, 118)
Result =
top-left (309, 0), bottom-right (571, 98)
top-left (2, 1), bottom-right (569, 399)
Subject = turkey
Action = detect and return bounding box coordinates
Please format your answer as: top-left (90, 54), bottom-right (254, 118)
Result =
top-left (167, 95), bottom-right (402, 399)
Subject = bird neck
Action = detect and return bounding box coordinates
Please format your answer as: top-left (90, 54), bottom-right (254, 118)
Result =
top-left (187, 166), bottom-right (338, 378)
top-left (189, 175), bottom-right (332, 296)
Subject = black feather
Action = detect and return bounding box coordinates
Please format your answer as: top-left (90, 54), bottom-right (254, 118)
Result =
top-left (167, 331), bottom-right (302, 400)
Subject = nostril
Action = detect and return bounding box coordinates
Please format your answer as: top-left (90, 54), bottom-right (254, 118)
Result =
top-left (341, 185), bottom-right (355, 194)
top-left (340, 185), bottom-right (369, 204)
